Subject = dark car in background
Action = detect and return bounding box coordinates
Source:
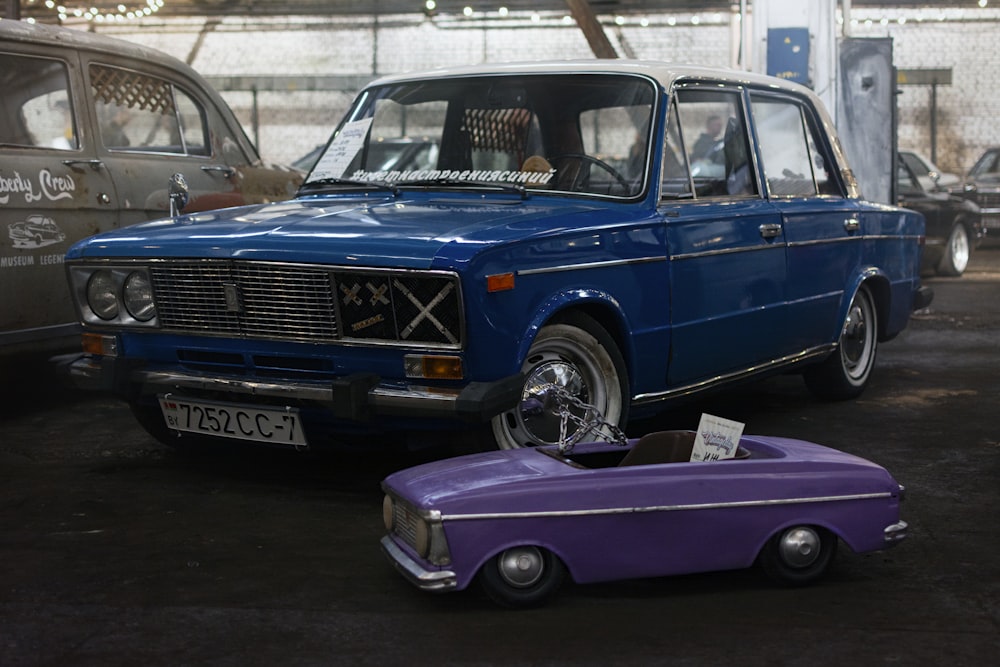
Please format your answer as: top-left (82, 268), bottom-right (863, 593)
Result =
top-left (899, 150), bottom-right (960, 192)
top-left (0, 21), bottom-right (302, 358)
top-left (954, 147), bottom-right (1000, 240)
top-left (897, 156), bottom-right (984, 276)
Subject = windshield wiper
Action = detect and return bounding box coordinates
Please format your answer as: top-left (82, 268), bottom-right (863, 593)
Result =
top-left (395, 177), bottom-right (529, 200)
top-left (300, 177), bottom-right (399, 196)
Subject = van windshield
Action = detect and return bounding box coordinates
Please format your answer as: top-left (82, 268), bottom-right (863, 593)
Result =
top-left (302, 73), bottom-right (657, 200)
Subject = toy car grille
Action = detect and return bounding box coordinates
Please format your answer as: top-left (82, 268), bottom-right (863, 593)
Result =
top-left (148, 260), bottom-right (462, 347)
top-left (391, 501), bottom-right (420, 549)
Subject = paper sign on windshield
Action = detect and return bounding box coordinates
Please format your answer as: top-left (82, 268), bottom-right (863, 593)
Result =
top-left (310, 118), bottom-right (373, 181)
top-left (690, 413), bottom-right (745, 462)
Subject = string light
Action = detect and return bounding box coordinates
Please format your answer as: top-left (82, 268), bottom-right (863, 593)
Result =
top-left (39, 0), bottom-right (165, 23)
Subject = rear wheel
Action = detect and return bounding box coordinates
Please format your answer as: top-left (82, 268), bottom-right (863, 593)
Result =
top-left (490, 314), bottom-right (628, 449)
top-left (938, 223), bottom-right (970, 276)
top-left (478, 545), bottom-right (566, 608)
top-left (758, 525), bottom-right (837, 586)
top-left (804, 285), bottom-right (877, 400)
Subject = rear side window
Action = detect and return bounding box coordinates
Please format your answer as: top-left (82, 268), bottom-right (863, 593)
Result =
top-left (751, 95), bottom-right (837, 197)
top-left (0, 52), bottom-right (78, 150)
top-left (89, 64), bottom-right (208, 155)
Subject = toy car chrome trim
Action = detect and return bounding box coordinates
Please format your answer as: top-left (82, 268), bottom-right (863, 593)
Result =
top-left (438, 491), bottom-right (896, 522)
top-left (380, 536), bottom-right (457, 592)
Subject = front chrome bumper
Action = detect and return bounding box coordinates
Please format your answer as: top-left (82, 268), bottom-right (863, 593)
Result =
top-left (69, 355), bottom-right (524, 423)
top-left (884, 520), bottom-right (908, 545)
top-left (380, 536), bottom-right (457, 592)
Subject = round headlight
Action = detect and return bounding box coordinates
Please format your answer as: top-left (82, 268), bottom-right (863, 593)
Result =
top-left (413, 519), bottom-right (430, 558)
top-left (382, 495), bottom-right (395, 532)
top-left (86, 270), bottom-right (119, 320)
top-left (123, 271), bottom-right (156, 322)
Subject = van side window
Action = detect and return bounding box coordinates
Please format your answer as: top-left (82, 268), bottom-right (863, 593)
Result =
top-left (751, 95), bottom-right (838, 197)
top-left (89, 64), bottom-right (208, 155)
top-left (0, 53), bottom-right (77, 150)
top-left (673, 88), bottom-right (757, 198)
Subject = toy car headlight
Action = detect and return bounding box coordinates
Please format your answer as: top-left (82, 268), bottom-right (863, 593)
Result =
top-left (414, 518), bottom-right (431, 558)
top-left (86, 270), bottom-right (119, 320)
top-left (382, 495), bottom-right (395, 532)
top-left (123, 271), bottom-right (156, 322)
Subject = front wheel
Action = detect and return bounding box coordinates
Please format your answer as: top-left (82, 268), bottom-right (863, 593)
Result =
top-left (490, 314), bottom-right (629, 449)
top-left (478, 546), bottom-right (566, 608)
top-left (938, 223), bottom-right (970, 276)
top-left (758, 525), bottom-right (838, 586)
top-left (804, 285), bottom-right (877, 400)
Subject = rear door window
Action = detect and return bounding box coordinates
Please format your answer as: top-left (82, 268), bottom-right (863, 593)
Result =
top-left (89, 63), bottom-right (208, 155)
top-left (751, 95), bottom-right (838, 197)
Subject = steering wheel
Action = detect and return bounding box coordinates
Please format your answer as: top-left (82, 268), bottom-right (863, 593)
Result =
top-left (548, 153), bottom-right (632, 193)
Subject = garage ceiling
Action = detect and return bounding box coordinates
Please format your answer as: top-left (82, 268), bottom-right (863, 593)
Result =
top-left (12, 0), bottom-right (995, 23)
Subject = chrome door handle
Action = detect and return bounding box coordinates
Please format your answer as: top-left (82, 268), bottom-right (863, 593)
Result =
top-left (201, 164), bottom-right (236, 177)
top-left (62, 158), bottom-right (103, 170)
top-left (844, 218), bottom-right (860, 232)
top-left (759, 223), bottom-right (782, 239)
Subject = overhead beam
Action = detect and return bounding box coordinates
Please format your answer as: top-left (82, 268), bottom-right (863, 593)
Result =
top-left (564, 0), bottom-right (618, 59)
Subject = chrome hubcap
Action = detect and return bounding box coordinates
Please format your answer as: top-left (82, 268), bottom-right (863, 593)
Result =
top-left (778, 527), bottom-right (822, 568)
top-left (841, 292), bottom-right (873, 380)
top-left (517, 360), bottom-right (590, 445)
top-left (497, 547), bottom-right (545, 588)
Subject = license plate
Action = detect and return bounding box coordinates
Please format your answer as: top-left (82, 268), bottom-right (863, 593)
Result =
top-left (158, 396), bottom-right (307, 446)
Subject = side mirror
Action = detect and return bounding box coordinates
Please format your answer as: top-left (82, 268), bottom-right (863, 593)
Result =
top-left (168, 172), bottom-right (190, 217)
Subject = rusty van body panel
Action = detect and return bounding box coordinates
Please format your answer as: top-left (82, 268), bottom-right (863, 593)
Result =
top-left (0, 21), bottom-right (302, 356)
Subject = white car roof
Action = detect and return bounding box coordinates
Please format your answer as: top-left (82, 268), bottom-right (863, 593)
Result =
top-left (369, 59), bottom-right (815, 97)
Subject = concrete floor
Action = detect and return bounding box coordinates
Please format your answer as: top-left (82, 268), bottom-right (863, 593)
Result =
top-left (1, 251), bottom-right (998, 666)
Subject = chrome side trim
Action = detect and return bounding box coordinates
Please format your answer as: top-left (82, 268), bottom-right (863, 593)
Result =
top-left (516, 255), bottom-right (665, 277)
top-left (670, 243), bottom-right (784, 262)
top-left (632, 344), bottom-right (835, 406)
top-left (441, 491), bottom-right (893, 522)
top-left (380, 536), bottom-right (457, 592)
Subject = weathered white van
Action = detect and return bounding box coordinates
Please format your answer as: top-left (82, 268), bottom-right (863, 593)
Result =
top-left (0, 21), bottom-right (302, 357)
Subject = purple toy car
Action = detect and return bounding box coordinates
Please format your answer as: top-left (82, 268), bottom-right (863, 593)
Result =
top-left (381, 431), bottom-right (907, 607)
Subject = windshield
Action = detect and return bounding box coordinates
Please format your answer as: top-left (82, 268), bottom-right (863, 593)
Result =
top-left (303, 73), bottom-right (657, 199)
top-left (969, 149), bottom-right (1000, 179)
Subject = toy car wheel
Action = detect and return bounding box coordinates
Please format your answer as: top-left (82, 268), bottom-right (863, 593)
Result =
top-left (491, 313), bottom-right (629, 449)
top-left (804, 284), bottom-right (877, 400)
top-left (479, 545), bottom-right (566, 608)
top-left (938, 223), bottom-right (970, 276)
top-left (758, 525), bottom-right (837, 586)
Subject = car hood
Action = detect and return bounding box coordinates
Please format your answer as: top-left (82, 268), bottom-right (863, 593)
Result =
top-left (66, 194), bottom-right (625, 269)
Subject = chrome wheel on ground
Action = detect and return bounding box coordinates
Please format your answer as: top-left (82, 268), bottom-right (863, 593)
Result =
top-left (938, 223), bottom-right (970, 276)
top-left (490, 314), bottom-right (628, 449)
top-left (804, 285), bottom-right (878, 400)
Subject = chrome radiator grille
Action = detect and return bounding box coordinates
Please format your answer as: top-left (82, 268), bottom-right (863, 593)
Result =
top-left (391, 500), bottom-right (421, 549)
top-left (148, 260), bottom-right (462, 346)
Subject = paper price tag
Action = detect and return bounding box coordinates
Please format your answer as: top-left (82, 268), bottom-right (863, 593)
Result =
top-left (309, 117), bottom-right (373, 180)
top-left (690, 413), bottom-right (745, 462)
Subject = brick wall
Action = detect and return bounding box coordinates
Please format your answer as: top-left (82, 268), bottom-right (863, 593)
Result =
top-left (94, 11), bottom-right (997, 178)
